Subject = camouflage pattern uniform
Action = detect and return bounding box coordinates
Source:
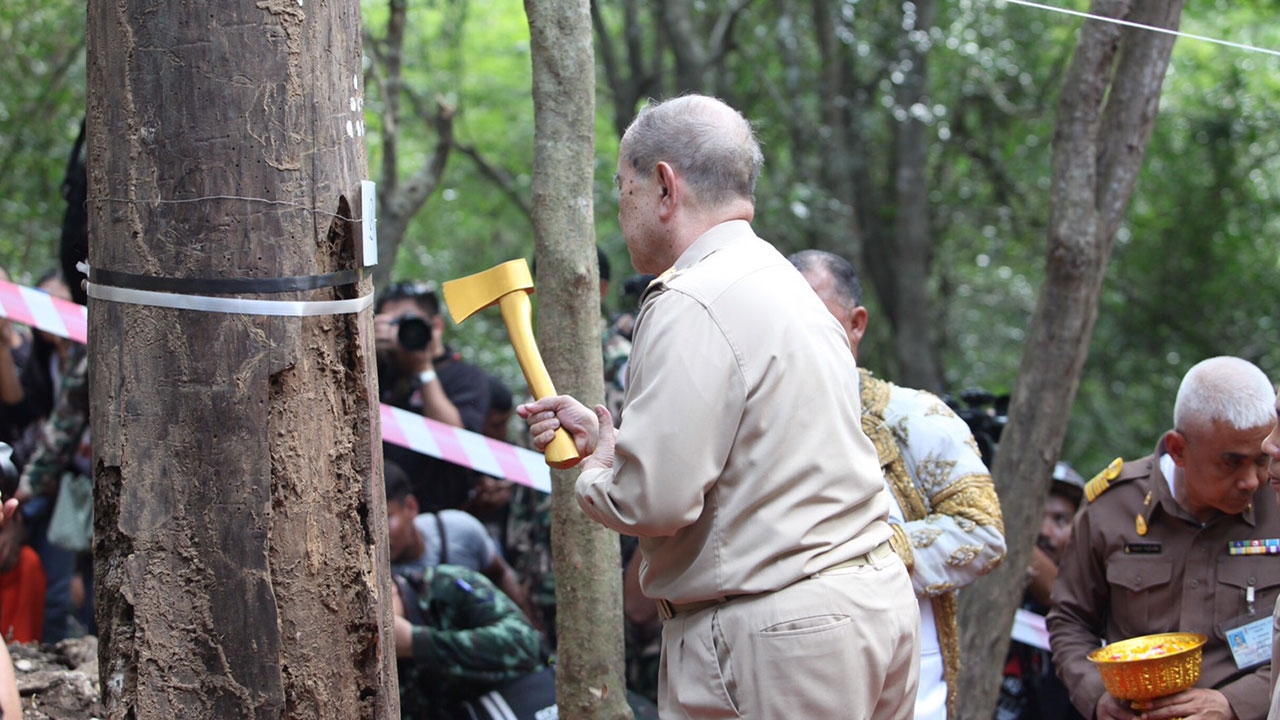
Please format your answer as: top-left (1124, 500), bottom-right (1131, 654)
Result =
top-left (19, 350), bottom-right (89, 498)
top-left (396, 563), bottom-right (543, 719)
top-left (503, 485), bottom-right (556, 648)
top-left (601, 320), bottom-right (631, 424)
top-left (622, 533), bottom-right (660, 702)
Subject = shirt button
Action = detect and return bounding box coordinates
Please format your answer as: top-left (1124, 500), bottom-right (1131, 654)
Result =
top-left (1190, 580), bottom-right (1199, 588)
top-left (1135, 576), bottom-right (1143, 584)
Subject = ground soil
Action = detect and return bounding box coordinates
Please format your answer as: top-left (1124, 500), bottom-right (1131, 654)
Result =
top-left (10, 636), bottom-right (104, 719)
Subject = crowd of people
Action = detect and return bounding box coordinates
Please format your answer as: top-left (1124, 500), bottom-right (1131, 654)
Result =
top-left (2, 93), bottom-right (1279, 720)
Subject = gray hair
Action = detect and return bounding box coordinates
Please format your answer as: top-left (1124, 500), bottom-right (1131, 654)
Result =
top-left (788, 249), bottom-right (864, 308)
top-left (1173, 356), bottom-right (1276, 433)
top-left (621, 94), bottom-right (764, 208)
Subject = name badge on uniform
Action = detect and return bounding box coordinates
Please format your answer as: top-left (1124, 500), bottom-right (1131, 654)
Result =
top-left (1220, 615), bottom-right (1271, 669)
top-left (1123, 542), bottom-right (1162, 554)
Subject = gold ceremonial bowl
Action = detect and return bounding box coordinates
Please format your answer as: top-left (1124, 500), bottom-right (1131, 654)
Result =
top-left (1088, 632), bottom-right (1206, 704)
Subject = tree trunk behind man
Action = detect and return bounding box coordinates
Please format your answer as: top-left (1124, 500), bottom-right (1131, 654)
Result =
top-left (526, 0), bottom-right (631, 718)
top-left (955, 2), bottom-right (1184, 717)
top-left (87, 1), bottom-right (397, 717)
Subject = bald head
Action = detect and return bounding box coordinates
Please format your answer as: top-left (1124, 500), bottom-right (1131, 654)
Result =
top-left (621, 94), bottom-right (764, 210)
top-left (1174, 356), bottom-right (1276, 434)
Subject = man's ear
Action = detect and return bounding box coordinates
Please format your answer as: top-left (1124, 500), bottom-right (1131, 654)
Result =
top-left (656, 161), bottom-right (677, 217)
top-left (403, 494), bottom-right (419, 517)
top-left (1164, 429), bottom-right (1188, 466)
top-left (848, 306), bottom-right (869, 345)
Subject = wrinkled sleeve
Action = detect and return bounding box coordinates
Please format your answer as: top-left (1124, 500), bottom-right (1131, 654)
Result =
top-left (896, 396), bottom-right (1006, 596)
top-left (410, 566), bottom-right (541, 684)
top-left (1046, 507), bottom-right (1109, 718)
top-left (576, 291), bottom-right (745, 537)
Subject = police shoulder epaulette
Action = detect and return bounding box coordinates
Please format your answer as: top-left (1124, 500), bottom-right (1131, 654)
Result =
top-left (1084, 457), bottom-right (1125, 503)
top-left (640, 267), bottom-right (680, 303)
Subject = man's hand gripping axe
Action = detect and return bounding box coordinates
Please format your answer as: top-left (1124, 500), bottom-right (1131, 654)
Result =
top-left (442, 259), bottom-right (581, 469)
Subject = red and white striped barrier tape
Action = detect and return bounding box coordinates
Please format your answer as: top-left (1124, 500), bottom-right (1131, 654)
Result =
top-left (0, 279), bottom-right (552, 493)
top-left (0, 279), bottom-right (88, 344)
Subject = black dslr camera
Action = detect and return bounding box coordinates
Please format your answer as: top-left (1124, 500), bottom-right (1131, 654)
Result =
top-left (945, 388), bottom-right (1009, 468)
top-left (394, 314), bottom-right (433, 352)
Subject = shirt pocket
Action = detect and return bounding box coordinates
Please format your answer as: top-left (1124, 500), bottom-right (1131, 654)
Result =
top-left (1214, 557), bottom-right (1280, 639)
top-left (1106, 556), bottom-right (1174, 637)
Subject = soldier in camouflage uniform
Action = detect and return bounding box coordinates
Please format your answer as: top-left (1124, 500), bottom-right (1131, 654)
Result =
top-left (18, 351), bottom-right (89, 502)
top-left (393, 563), bottom-right (544, 719)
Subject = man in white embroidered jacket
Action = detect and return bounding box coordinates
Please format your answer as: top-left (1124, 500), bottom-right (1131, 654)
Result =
top-left (791, 249), bottom-right (1007, 720)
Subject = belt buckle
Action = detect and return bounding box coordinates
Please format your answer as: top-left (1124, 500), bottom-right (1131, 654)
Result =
top-left (657, 598), bottom-right (675, 620)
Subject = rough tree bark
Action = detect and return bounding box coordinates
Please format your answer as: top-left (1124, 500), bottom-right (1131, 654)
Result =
top-left (525, 0), bottom-right (630, 718)
top-left (87, 1), bottom-right (397, 718)
top-left (955, 2), bottom-right (1184, 717)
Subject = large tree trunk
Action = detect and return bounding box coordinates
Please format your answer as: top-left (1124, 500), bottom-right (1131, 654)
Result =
top-left (87, 1), bottom-right (397, 718)
top-left (886, 0), bottom-right (942, 392)
top-left (955, 2), bottom-right (1183, 717)
top-left (526, 0), bottom-right (630, 718)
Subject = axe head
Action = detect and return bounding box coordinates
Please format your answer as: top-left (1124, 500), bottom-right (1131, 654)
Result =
top-left (442, 259), bottom-right (535, 324)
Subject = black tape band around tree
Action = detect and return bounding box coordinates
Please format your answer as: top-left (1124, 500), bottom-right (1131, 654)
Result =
top-left (89, 266), bottom-right (365, 295)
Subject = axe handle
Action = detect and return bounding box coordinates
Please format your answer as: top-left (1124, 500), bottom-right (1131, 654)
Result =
top-left (498, 292), bottom-right (582, 470)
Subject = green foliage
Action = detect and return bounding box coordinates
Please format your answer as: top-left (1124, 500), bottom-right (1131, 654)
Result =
top-left (0, 0), bottom-right (86, 283)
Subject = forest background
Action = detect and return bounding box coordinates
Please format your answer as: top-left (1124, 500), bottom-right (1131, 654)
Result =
top-left (2, 0), bottom-right (1278, 494)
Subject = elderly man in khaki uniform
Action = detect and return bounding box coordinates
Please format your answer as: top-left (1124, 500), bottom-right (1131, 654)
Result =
top-left (1047, 356), bottom-right (1279, 720)
top-left (519, 94), bottom-right (919, 720)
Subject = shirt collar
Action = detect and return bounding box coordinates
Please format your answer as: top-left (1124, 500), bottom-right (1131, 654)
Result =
top-left (671, 220), bottom-right (755, 273)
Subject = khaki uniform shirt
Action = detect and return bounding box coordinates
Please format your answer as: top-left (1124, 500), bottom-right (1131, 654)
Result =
top-left (576, 220), bottom-right (892, 604)
top-left (1047, 440), bottom-right (1280, 720)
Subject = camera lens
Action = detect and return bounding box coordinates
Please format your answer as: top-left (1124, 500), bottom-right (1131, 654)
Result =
top-left (397, 315), bottom-right (433, 351)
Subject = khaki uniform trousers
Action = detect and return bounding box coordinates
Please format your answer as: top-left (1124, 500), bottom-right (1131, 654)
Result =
top-left (657, 551), bottom-right (920, 719)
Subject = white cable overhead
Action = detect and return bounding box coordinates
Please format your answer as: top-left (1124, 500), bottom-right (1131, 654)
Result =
top-left (997, 0), bottom-right (1280, 59)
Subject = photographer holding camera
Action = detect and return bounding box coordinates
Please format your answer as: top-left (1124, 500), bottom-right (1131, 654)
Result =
top-left (375, 281), bottom-right (491, 512)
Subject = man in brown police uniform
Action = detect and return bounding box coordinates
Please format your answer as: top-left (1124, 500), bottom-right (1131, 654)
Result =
top-left (1047, 356), bottom-right (1279, 720)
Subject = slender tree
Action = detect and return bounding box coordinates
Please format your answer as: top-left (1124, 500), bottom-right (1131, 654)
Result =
top-left (363, 0), bottom-right (457, 285)
top-left (955, 2), bottom-right (1185, 717)
top-left (526, 0), bottom-right (631, 717)
top-left (88, 0), bottom-right (397, 717)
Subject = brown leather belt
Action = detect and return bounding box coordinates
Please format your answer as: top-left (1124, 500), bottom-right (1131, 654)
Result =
top-left (655, 540), bottom-right (895, 620)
